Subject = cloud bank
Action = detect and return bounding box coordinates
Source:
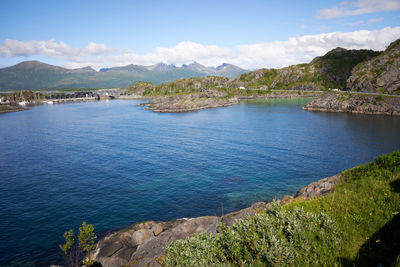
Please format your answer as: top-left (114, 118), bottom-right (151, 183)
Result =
top-left (1, 27), bottom-right (400, 70)
top-left (317, 0), bottom-right (400, 19)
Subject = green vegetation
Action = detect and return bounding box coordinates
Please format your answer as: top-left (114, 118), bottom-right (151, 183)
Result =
top-left (232, 48), bottom-right (379, 92)
top-left (60, 222), bottom-right (97, 267)
top-left (165, 203), bottom-right (341, 266)
top-left (164, 151), bottom-right (400, 266)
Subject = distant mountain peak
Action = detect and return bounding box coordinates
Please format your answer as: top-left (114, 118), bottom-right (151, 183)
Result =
top-left (8, 60), bottom-right (66, 71)
top-left (216, 63), bottom-right (235, 70)
top-left (0, 60), bottom-right (249, 90)
top-left (69, 66), bottom-right (97, 73)
top-left (146, 62), bottom-right (177, 71)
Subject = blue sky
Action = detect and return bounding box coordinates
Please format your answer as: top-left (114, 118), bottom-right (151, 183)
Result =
top-left (1, 0), bottom-right (400, 69)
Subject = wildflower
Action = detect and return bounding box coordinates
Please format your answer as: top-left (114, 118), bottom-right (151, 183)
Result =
top-left (376, 239), bottom-right (381, 243)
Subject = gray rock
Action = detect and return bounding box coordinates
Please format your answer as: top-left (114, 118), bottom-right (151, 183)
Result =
top-left (131, 229), bottom-right (154, 245)
top-left (295, 175), bottom-right (341, 198)
top-left (151, 224), bottom-right (163, 236)
top-left (302, 93), bottom-right (400, 116)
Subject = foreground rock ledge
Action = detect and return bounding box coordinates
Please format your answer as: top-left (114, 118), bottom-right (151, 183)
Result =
top-left (302, 93), bottom-right (400, 116)
top-left (91, 174), bottom-right (340, 267)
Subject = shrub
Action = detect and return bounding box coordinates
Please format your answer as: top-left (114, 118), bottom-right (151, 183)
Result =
top-left (164, 203), bottom-right (341, 266)
top-left (60, 222), bottom-right (97, 267)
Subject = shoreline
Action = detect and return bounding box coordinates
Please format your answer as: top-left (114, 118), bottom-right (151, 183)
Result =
top-left (303, 93), bottom-right (400, 116)
top-left (3, 91), bottom-right (400, 117)
top-left (140, 91), bottom-right (321, 113)
top-left (0, 104), bottom-right (27, 114)
top-left (91, 174), bottom-right (341, 267)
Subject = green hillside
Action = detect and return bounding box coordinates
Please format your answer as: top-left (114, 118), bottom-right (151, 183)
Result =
top-left (126, 47), bottom-right (381, 98)
top-left (230, 48), bottom-right (380, 91)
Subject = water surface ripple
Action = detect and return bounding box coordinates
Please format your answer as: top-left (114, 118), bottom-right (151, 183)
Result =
top-left (0, 98), bottom-right (399, 265)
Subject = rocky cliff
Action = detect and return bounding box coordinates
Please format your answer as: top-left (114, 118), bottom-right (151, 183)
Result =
top-left (302, 93), bottom-right (400, 115)
top-left (347, 39), bottom-right (400, 94)
top-left (91, 175), bottom-right (341, 267)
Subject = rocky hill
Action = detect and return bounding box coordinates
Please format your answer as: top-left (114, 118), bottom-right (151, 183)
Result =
top-left (229, 48), bottom-right (380, 91)
top-left (346, 39), bottom-right (400, 94)
top-left (126, 47), bottom-right (381, 97)
top-left (0, 61), bottom-right (248, 90)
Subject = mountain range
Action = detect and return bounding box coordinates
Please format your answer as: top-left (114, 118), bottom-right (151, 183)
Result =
top-left (129, 38), bottom-right (400, 96)
top-left (0, 61), bottom-right (248, 90)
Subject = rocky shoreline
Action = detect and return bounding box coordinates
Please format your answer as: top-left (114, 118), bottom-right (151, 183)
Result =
top-left (91, 174), bottom-right (341, 267)
top-left (138, 90), bottom-right (239, 113)
top-left (0, 104), bottom-right (26, 113)
top-left (140, 90), bottom-right (321, 113)
top-left (303, 93), bottom-right (400, 116)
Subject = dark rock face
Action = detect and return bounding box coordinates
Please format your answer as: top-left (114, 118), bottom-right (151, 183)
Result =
top-left (92, 174), bottom-right (342, 267)
top-left (302, 93), bottom-right (400, 115)
top-left (347, 39), bottom-right (400, 94)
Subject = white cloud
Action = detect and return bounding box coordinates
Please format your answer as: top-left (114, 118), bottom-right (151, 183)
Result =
top-left (345, 17), bottom-right (384, 26)
top-left (0, 39), bottom-right (116, 61)
top-left (1, 27), bottom-right (400, 70)
top-left (317, 0), bottom-right (400, 18)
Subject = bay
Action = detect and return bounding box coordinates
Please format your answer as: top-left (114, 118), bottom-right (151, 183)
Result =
top-left (0, 98), bottom-right (399, 266)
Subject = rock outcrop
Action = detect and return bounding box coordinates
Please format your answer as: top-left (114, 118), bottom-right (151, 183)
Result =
top-left (294, 175), bottom-right (341, 198)
top-left (93, 217), bottom-right (221, 267)
top-left (139, 89), bottom-right (238, 112)
top-left (347, 39), bottom-right (400, 94)
top-left (92, 175), bottom-right (341, 267)
top-left (302, 93), bottom-right (400, 115)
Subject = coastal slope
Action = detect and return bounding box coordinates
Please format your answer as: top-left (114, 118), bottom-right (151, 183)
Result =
top-left (228, 47), bottom-right (380, 91)
top-left (92, 175), bottom-right (341, 267)
top-left (89, 151), bottom-right (400, 267)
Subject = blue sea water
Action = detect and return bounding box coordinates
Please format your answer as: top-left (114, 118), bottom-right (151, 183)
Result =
top-left (0, 98), bottom-right (399, 266)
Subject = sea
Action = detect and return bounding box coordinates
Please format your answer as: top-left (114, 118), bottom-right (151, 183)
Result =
top-left (0, 98), bottom-right (399, 266)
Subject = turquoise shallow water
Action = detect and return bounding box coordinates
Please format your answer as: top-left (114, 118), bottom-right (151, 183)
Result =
top-left (0, 98), bottom-right (399, 266)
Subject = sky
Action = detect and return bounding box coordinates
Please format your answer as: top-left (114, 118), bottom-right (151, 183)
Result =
top-left (0, 0), bottom-right (400, 70)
